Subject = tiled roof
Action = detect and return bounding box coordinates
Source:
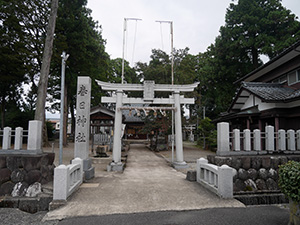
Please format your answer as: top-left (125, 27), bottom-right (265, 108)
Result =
top-left (242, 82), bottom-right (295, 101)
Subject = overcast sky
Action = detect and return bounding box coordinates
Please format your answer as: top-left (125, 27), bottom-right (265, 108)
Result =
top-left (87, 0), bottom-right (300, 66)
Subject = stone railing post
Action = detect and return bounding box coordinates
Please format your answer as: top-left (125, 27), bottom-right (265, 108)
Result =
top-left (53, 165), bottom-right (68, 200)
top-left (27, 120), bottom-right (42, 151)
top-left (2, 127), bottom-right (12, 149)
top-left (287, 130), bottom-right (296, 151)
top-left (14, 127), bottom-right (23, 150)
top-left (278, 129), bottom-right (286, 151)
top-left (233, 129), bottom-right (240, 151)
top-left (265, 125), bottom-right (274, 151)
top-left (253, 129), bottom-right (261, 151)
top-left (217, 122), bottom-right (230, 155)
top-left (218, 165), bottom-right (233, 198)
top-left (72, 157), bottom-right (83, 180)
top-left (197, 158), bottom-right (208, 182)
top-left (243, 129), bottom-right (251, 151)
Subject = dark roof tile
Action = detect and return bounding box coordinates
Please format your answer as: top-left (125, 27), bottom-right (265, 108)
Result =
top-left (242, 82), bottom-right (295, 101)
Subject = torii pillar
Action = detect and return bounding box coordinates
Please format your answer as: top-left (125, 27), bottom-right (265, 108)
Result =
top-left (173, 91), bottom-right (186, 168)
top-left (110, 89), bottom-right (124, 171)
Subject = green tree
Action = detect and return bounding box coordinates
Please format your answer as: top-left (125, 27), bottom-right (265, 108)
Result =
top-left (109, 58), bottom-right (140, 84)
top-left (136, 49), bottom-right (171, 85)
top-left (49, 0), bottom-right (110, 144)
top-left (141, 110), bottom-right (170, 151)
top-left (226, 0), bottom-right (300, 66)
top-left (197, 117), bottom-right (216, 150)
top-left (196, 0), bottom-right (300, 119)
top-left (0, 0), bottom-right (52, 128)
top-left (0, 0), bottom-right (32, 128)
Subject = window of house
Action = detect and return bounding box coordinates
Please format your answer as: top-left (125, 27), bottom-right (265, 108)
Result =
top-left (279, 75), bottom-right (287, 83)
top-left (288, 71), bottom-right (297, 85)
top-left (288, 68), bottom-right (300, 85)
top-left (272, 74), bottom-right (287, 83)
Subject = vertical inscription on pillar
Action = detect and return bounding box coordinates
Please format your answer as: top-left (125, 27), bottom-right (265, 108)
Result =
top-left (74, 77), bottom-right (91, 159)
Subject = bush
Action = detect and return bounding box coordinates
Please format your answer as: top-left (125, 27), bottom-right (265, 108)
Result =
top-left (46, 120), bottom-right (56, 141)
top-left (197, 117), bottom-right (216, 150)
top-left (278, 161), bottom-right (300, 202)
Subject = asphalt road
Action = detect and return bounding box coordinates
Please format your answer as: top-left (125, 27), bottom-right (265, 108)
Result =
top-left (2, 205), bottom-right (289, 225)
top-left (55, 206), bottom-right (289, 225)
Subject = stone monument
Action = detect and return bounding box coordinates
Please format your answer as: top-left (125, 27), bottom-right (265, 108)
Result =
top-left (74, 76), bottom-right (94, 180)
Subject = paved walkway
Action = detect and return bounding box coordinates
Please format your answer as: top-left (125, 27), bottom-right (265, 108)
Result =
top-left (44, 144), bottom-right (243, 221)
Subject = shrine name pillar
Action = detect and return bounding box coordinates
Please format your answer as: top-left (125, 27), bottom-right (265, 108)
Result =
top-left (109, 90), bottom-right (124, 171)
top-left (173, 91), bottom-right (188, 168)
top-left (74, 76), bottom-right (94, 180)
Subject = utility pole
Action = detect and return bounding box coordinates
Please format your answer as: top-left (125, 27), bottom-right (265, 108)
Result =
top-left (156, 20), bottom-right (174, 162)
top-left (121, 18), bottom-right (142, 84)
top-left (59, 51), bottom-right (69, 165)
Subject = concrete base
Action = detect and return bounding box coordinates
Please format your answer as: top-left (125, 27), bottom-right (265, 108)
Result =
top-left (84, 167), bottom-right (95, 180)
top-left (83, 158), bottom-right (95, 180)
top-left (107, 162), bottom-right (124, 172)
top-left (49, 200), bottom-right (67, 211)
top-left (173, 161), bottom-right (189, 169)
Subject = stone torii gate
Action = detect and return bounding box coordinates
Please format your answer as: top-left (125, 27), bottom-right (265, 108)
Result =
top-left (96, 80), bottom-right (199, 171)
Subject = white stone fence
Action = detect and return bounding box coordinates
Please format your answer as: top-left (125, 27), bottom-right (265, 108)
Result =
top-left (93, 133), bottom-right (110, 145)
top-left (0, 120), bottom-right (42, 153)
top-left (217, 122), bottom-right (300, 156)
top-left (196, 158), bottom-right (235, 198)
top-left (53, 158), bottom-right (83, 200)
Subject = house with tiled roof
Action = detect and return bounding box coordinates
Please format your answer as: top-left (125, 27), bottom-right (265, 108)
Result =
top-left (219, 40), bottom-right (300, 131)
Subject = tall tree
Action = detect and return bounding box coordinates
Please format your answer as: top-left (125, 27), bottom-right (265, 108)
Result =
top-left (48, 0), bottom-right (110, 145)
top-left (197, 0), bottom-right (300, 119)
top-left (0, 0), bottom-right (30, 128)
top-left (34, 0), bottom-right (58, 126)
top-left (225, 0), bottom-right (300, 67)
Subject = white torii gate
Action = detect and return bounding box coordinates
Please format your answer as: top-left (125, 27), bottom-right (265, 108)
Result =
top-left (96, 80), bottom-right (199, 171)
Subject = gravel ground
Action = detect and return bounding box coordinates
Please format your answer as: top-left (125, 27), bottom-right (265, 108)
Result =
top-left (0, 208), bottom-right (59, 225)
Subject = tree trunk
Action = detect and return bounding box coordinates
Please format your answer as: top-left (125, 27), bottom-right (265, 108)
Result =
top-left (252, 46), bottom-right (259, 69)
top-left (1, 96), bottom-right (5, 129)
top-left (43, 121), bottom-right (50, 147)
top-left (34, 0), bottom-right (59, 144)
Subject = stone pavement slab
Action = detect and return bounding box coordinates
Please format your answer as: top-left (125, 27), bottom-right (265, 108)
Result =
top-left (44, 144), bottom-right (243, 221)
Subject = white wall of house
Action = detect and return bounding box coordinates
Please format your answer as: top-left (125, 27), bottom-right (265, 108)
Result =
top-left (241, 95), bottom-right (255, 110)
top-left (55, 121), bottom-right (72, 134)
top-left (240, 93), bottom-right (300, 112)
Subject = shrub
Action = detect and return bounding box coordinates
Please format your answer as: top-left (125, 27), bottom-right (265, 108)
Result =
top-left (278, 161), bottom-right (300, 202)
top-left (197, 117), bottom-right (216, 150)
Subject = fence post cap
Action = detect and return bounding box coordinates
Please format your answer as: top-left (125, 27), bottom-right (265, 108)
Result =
top-left (73, 157), bottom-right (82, 161)
top-left (198, 158), bottom-right (208, 164)
top-left (220, 164), bottom-right (230, 169)
top-left (56, 165), bottom-right (67, 169)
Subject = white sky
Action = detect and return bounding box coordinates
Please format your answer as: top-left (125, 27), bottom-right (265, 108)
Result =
top-left (87, 0), bottom-right (300, 66)
top-left (46, 0), bottom-right (300, 119)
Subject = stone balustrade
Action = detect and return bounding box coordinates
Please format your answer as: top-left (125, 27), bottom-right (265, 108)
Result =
top-left (196, 157), bottom-right (235, 198)
top-left (217, 122), bottom-right (300, 156)
top-left (0, 120), bottom-right (42, 154)
top-left (53, 158), bottom-right (83, 200)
